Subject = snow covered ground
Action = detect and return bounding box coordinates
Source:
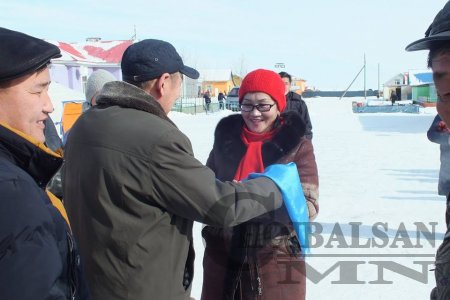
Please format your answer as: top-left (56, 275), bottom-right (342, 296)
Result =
top-left (169, 98), bottom-right (444, 300)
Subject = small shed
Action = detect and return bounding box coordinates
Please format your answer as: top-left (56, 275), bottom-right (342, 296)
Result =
top-left (198, 69), bottom-right (241, 96)
top-left (383, 72), bottom-right (410, 101)
top-left (409, 70), bottom-right (437, 104)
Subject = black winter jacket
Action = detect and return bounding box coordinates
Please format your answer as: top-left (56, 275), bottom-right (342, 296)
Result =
top-left (285, 92), bottom-right (313, 139)
top-left (0, 124), bottom-right (88, 300)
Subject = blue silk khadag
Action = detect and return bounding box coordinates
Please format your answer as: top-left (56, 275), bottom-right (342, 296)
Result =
top-left (247, 162), bottom-right (310, 254)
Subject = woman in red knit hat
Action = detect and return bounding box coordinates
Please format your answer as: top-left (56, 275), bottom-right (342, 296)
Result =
top-left (201, 69), bottom-right (319, 300)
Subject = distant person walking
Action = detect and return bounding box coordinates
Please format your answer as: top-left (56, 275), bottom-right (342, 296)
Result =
top-left (203, 90), bottom-right (211, 112)
top-left (218, 91), bottom-right (226, 110)
top-left (279, 71), bottom-right (313, 139)
top-left (390, 91), bottom-right (398, 105)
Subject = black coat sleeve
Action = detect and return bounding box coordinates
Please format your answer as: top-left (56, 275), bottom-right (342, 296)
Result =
top-left (44, 116), bottom-right (63, 152)
top-left (0, 178), bottom-right (67, 300)
top-left (287, 92), bottom-right (313, 140)
top-left (206, 149), bottom-right (216, 171)
top-left (300, 101), bottom-right (313, 140)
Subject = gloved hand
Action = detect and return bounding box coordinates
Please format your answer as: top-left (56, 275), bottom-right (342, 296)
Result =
top-left (247, 162), bottom-right (310, 254)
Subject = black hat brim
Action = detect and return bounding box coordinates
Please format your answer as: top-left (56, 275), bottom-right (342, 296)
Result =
top-left (180, 65), bottom-right (199, 79)
top-left (0, 52), bottom-right (62, 82)
top-left (406, 30), bottom-right (450, 51)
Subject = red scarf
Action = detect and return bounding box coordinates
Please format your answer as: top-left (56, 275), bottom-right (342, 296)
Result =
top-left (234, 126), bottom-right (276, 181)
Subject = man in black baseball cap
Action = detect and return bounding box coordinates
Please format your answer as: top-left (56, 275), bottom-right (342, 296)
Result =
top-left (63, 39), bottom-right (290, 299)
top-left (406, 2), bottom-right (450, 299)
top-left (0, 27), bottom-right (89, 299)
top-left (118, 38), bottom-right (199, 113)
top-left (121, 39), bottom-right (199, 83)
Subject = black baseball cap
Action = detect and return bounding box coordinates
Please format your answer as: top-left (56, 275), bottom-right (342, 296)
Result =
top-left (0, 27), bottom-right (61, 82)
top-left (121, 39), bottom-right (199, 82)
top-left (406, 1), bottom-right (450, 51)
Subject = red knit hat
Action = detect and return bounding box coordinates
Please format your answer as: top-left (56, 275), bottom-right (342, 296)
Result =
top-left (238, 69), bottom-right (286, 112)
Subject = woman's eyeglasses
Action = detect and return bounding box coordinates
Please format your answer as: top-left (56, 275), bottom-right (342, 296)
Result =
top-left (240, 103), bottom-right (276, 112)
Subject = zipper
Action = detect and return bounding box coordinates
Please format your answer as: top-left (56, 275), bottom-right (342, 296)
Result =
top-left (232, 254), bottom-right (246, 298)
top-left (67, 232), bottom-right (78, 300)
top-left (255, 262), bottom-right (263, 297)
top-left (247, 258), bottom-right (263, 298)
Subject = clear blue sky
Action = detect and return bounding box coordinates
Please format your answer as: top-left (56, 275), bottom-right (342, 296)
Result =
top-left (1, 0), bottom-right (447, 90)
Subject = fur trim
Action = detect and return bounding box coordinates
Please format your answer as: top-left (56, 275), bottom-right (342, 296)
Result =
top-left (262, 111), bottom-right (306, 166)
top-left (212, 114), bottom-right (247, 178)
top-left (96, 81), bottom-right (176, 127)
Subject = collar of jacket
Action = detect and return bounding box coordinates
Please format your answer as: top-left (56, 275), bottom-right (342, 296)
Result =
top-left (0, 122), bottom-right (63, 189)
top-left (287, 91), bottom-right (302, 102)
top-left (96, 81), bottom-right (176, 127)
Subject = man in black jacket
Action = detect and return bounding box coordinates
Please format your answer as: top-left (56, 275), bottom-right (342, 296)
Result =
top-left (279, 71), bottom-right (313, 139)
top-left (406, 2), bottom-right (450, 299)
top-left (0, 27), bottom-right (88, 300)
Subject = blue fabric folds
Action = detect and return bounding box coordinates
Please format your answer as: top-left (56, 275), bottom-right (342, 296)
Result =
top-left (247, 162), bottom-right (310, 254)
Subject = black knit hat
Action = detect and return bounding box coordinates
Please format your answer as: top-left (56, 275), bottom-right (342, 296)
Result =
top-left (121, 39), bottom-right (199, 82)
top-left (406, 1), bottom-right (450, 51)
top-left (0, 27), bottom-right (61, 82)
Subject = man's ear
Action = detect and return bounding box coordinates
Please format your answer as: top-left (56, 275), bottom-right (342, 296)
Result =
top-left (156, 73), bottom-right (171, 97)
